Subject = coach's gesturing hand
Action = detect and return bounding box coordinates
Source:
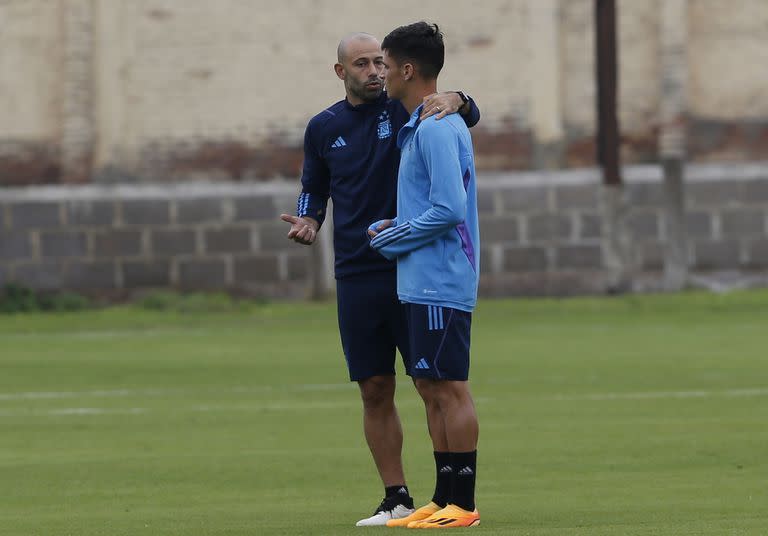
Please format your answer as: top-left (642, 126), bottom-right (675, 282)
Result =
top-left (280, 214), bottom-right (319, 245)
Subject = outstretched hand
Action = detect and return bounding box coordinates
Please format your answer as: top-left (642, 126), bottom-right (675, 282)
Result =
top-left (280, 214), bottom-right (319, 245)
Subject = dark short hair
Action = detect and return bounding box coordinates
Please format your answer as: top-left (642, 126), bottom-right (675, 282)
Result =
top-left (381, 21), bottom-right (444, 80)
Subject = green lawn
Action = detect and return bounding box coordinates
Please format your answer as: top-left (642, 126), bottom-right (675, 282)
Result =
top-left (1, 291), bottom-right (767, 535)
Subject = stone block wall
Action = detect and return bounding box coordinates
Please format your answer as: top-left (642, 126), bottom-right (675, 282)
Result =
top-left (0, 183), bottom-right (312, 298)
top-left (1, 164), bottom-right (767, 298)
top-left (478, 164), bottom-right (768, 295)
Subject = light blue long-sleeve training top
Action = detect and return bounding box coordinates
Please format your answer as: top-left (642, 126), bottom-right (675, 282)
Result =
top-left (297, 93), bottom-right (480, 279)
top-left (369, 105), bottom-right (480, 312)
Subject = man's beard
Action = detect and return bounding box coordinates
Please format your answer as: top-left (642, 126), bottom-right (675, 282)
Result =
top-left (348, 79), bottom-right (383, 102)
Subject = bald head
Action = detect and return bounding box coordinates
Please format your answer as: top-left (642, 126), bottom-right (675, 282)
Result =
top-left (337, 32), bottom-right (379, 63)
top-left (333, 32), bottom-right (384, 105)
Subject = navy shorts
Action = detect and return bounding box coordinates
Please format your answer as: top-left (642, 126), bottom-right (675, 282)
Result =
top-left (405, 303), bottom-right (472, 381)
top-left (336, 271), bottom-right (411, 381)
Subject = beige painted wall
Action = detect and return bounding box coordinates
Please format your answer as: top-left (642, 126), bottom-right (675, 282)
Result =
top-left (1, 0), bottom-right (768, 182)
top-left (688, 0), bottom-right (768, 118)
top-left (561, 0), bottom-right (661, 131)
top-left (0, 1), bottom-right (61, 140)
top-left (105, 1), bottom-right (530, 145)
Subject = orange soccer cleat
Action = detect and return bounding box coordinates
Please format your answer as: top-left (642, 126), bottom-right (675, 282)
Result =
top-left (407, 503), bottom-right (480, 529)
top-left (386, 501), bottom-right (442, 527)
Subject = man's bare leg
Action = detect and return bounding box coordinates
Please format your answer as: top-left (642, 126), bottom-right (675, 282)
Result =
top-left (414, 378), bottom-right (449, 451)
top-left (431, 380), bottom-right (478, 452)
top-left (355, 375), bottom-right (415, 527)
top-left (358, 375), bottom-right (406, 486)
top-left (413, 378), bottom-right (454, 510)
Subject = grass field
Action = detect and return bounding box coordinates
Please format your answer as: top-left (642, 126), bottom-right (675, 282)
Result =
top-left (1, 290), bottom-right (767, 535)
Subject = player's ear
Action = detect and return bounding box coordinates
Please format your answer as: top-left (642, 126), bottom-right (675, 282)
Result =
top-left (403, 63), bottom-right (414, 81)
top-left (334, 63), bottom-right (345, 80)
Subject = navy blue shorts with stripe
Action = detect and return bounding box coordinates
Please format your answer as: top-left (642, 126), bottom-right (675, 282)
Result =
top-left (336, 271), bottom-right (412, 381)
top-left (405, 303), bottom-right (472, 381)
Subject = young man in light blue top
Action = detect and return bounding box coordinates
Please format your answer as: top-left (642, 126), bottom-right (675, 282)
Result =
top-left (368, 21), bottom-right (481, 529)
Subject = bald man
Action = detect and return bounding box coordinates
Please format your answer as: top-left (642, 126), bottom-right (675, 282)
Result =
top-left (280, 32), bottom-right (480, 527)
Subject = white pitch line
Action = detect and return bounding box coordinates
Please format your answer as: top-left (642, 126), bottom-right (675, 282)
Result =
top-left (1, 388), bottom-right (764, 418)
top-left (0, 401), bottom-right (360, 418)
top-left (0, 328), bottom-right (210, 340)
top-left (0, 383), bottom-right (768, 411)
top-left (190, 401), bottom-right (357, 412)
top-left (0, 396), bottom-right (495, 418)
top-left (0, 407), bottom-right (146, 417)
top-left (0, 389), bottom-right (137, 401)
top-left (550, 387), bottom-right (768, 401)
top-left (0, 383), bottom-right (351, 401)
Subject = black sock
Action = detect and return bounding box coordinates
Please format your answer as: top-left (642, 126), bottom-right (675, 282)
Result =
top-left (431, 451), bottom-right (453, 507)
top-left (450, 450), bottom-right (477, 511)
top-left (385, 485), bottom-right (413, 507)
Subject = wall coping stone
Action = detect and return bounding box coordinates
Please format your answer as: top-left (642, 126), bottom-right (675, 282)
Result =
top-left (0, 180), bottom-right (299, 201)
top-left (1, 163), bottom-right (766, 202)
top-left (477, 162), bottom-right (768, 187)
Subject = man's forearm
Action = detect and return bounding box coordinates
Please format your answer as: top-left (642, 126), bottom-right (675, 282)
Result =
top-left (457, 93), bottom-right (480, 128)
